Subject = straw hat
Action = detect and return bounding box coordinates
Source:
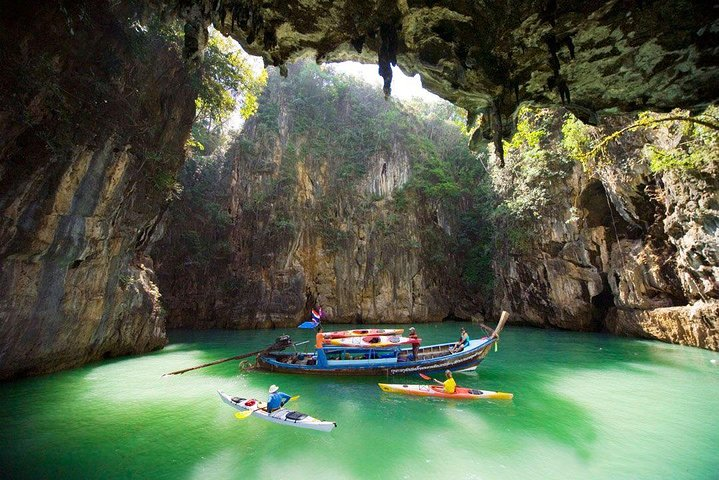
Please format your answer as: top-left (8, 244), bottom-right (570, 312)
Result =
top-left (269, 384), bottom-right (279, 393)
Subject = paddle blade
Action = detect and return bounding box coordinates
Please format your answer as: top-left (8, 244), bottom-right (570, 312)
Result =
top-left (234, 411), bottom-right (253, 420)
top-left (419, 373), bottom-right (432, 381)
top-left (289, 395), bottom-right (300, 402)
top-left (297, 321), bottom-right (318, 329)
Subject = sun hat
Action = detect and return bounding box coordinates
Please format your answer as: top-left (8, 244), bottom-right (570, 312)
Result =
top-left (269, 384), bottom-right (279, 393)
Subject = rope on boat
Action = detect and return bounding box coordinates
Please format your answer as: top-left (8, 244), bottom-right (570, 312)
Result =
top-left (238, 360), bottom-right (254, 371)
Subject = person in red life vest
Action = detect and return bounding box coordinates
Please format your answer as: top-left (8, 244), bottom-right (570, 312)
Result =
top-left (408, 326), bottom-right (420, 360)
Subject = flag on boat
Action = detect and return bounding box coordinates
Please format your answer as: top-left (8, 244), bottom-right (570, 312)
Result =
top-left (298, 307), bottom-right (323, 328)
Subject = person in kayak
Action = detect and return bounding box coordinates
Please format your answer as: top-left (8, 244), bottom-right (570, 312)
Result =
top-left (267, 385), bottom-right (291, 413)
top-left (449, 328), bottom-right (470, 353)
top-left (432, 370), bottom-right (457, 393)
top-left (408, 327), bottom-right (420, 360)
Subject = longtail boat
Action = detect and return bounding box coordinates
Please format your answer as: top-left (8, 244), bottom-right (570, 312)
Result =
top-left (256, 312), bottom-right (509, 376)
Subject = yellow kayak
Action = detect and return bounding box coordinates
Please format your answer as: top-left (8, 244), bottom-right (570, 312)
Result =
top-left (378, 383), bottom-right (513, 400)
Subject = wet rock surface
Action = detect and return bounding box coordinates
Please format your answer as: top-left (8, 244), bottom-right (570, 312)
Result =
top-left (0, 2), bottom-right (196, 379)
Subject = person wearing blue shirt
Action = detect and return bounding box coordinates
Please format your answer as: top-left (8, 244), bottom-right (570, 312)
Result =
top-left (449, 327), bottom-right (470, 353)
top-left (267, 385), bottom-right (291, 413)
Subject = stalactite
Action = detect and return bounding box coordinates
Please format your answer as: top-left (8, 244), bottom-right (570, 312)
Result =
top-left (378, 23), bottom-right (398, 98)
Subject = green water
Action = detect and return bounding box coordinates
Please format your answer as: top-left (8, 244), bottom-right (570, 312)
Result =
top-left (1, 323), bottom-right (718, 479)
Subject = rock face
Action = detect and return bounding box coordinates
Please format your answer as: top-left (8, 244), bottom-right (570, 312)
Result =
top-left (155, 64), bottom-right (482, 328)
top-left (491, 105), bottom-right (718, 350)
top-left (0, 2), bottom-right (196, 379)
top-left (159, 1), bottom-right (718, 130)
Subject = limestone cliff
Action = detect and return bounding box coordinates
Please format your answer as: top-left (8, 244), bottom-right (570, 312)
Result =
top-left (155, 63), bottom-right (484, 328)
top-left (490, 105), bottom-right (718, 350)
top-left (0, 2), bottom-right (196, 379)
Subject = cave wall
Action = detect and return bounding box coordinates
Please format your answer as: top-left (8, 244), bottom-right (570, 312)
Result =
top-left (491, 105), bottom-right (718, 350)
top-left (0, 1), bottom-right (196, 379)
top-left (154, 65), bottom-right (481, 328)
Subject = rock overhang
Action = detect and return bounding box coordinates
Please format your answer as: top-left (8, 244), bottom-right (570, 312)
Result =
top-left (151, 0), bottom-right (718, 120)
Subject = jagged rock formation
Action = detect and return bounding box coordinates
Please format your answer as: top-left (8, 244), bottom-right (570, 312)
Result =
top-left (154, 64), bottom-right (483, 328)
top-left (0, 2), bottom-right (195, 379)
top-left (156, 0), bottom-right (718, 147)
top-left (491, 105), bottom-right (718, 350)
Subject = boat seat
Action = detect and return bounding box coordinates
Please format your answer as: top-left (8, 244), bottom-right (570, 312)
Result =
top-left (285, 411), bottom-right (308, 421)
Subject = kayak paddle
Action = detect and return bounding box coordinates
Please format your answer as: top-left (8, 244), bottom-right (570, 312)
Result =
top-left (289, 395), bottom-right (300, 402)
top-left (418, 373), bottom-right (433, 381)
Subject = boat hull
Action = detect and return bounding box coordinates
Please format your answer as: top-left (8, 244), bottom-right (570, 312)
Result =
top-left (378, 383), bottom-right (513, 400)
top-left (217, 391), bottom-right (336, 432)
top-left (256, 338), bottom-right (496, 376)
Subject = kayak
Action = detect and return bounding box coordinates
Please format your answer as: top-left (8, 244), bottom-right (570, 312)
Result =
top-left (217, 390), bottom-right (337, 432)
top-left (322, 328), bottom-right (404, 339)
top-left (325, 335), bottom-right (419, 348)
top-left (377, 383), bottom-right (513, 400)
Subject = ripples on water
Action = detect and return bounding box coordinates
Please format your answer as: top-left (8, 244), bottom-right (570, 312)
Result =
top-left (1, 323), bottom-right (717, 479)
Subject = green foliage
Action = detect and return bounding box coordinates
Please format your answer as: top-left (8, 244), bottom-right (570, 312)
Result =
top-left (505, 105), bottom-right (550, 151)
top-left (152, 171), bottom-right (183, 201)
top-left (146, 21), bottom-right (267, 153)
top-left (565, 107), bottom-right (719, 172)
top-left (644, 107), bottom-right (719, 173)
top-left (194, 31), bottom-right (267, 126)
top-left (497, 106), bottom-right (573, 222)
top-left (561, 114), bottom-right (592, 164)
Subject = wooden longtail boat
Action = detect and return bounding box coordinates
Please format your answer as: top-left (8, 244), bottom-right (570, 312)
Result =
top-left (256, 312), bottom-right (509, 376)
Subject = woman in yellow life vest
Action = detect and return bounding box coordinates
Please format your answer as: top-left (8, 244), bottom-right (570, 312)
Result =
top-left (433, 369), bottom-right (456, 393)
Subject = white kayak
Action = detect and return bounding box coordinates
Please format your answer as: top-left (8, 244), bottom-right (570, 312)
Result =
top-left (217, 390), bottom-right (337, 432)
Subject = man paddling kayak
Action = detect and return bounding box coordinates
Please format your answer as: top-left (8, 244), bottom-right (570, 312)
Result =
top-left (267, 385), bottom-right (291, 413)
top-left (432, 370), bottom-right (457, 393)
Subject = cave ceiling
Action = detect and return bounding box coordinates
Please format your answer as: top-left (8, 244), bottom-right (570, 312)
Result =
top-left (150, 0), bottom-right (717, 123)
